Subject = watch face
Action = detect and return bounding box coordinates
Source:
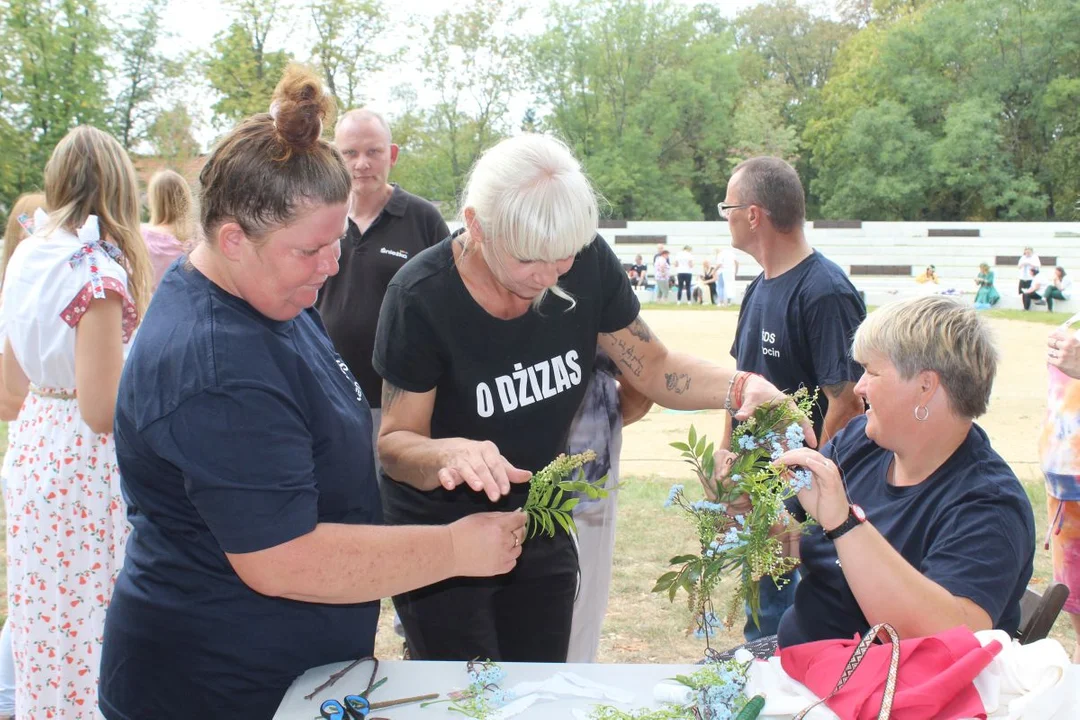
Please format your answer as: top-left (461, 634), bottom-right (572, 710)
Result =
top-left (852, 504), bottom-right (866, 522)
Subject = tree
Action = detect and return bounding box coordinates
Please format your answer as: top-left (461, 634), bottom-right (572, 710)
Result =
top-left (146, 104), bottom-right (202, 167)
top-left (204, 0), bottom-right (292, 126)
top-left (307, 0), bottom-right (390, 111)
top-left (113, 0), bottom-right (185, 149)
top-left (0, 0), bottom-right (112, 210)
top-left (418, 0), bottom-right (524, 206)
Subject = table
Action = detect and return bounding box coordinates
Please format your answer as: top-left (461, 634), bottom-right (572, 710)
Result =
top-left (274, 660), bottom-right (703, 719)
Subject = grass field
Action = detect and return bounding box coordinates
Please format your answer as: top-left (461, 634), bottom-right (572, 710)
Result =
top-left (0, 306), bottom-right (1075, 666)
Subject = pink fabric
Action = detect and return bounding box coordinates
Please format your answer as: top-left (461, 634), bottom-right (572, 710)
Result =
top-left (779, 626), bottom-right (1002, 719)
top-left (141, 228), bottom-right (185, 291)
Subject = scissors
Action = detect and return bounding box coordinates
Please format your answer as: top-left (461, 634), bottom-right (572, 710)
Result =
top-left (319, 694), bottom-right (374, 720)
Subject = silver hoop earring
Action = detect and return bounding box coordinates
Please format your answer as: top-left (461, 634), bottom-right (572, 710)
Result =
top-left (914, 405), bottom-right (930, 422)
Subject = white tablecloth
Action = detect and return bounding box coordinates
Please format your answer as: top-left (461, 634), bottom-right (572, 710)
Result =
top-left (273, 660), bottom-right (701, 719)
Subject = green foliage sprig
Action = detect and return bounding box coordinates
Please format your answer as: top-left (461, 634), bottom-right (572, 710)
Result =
top-left (654, 388), bottom-right (818, 634)
top-left (420, 659), bottom-right (513, 718)
top-left (588, 657), bottom-right (753, 720)
top-left (522, 451), bottom-right (607, 540)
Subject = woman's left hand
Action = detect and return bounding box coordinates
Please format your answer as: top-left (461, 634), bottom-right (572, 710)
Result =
top-left (772, 448), bottom-right (849, 532)
top-left (1048, 328), bottom-right (1080, 379)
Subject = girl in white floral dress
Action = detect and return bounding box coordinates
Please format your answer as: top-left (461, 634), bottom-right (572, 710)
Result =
top-left (0, 126), bottom-right (152, 719)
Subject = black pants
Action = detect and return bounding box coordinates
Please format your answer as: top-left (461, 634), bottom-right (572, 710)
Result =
top-left (677, 273), bottom-right (693, 301)
top-left (707, 283), bottom-right (717, 305)
top-left (1019, 278), bottom-right (1032, 295)
top-left (1023, 290), bottom-right (1042, 310)
top-left (394, 531), bottom-right (578, 662)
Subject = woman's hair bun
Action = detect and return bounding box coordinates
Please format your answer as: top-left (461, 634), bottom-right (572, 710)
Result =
top-left (270, 64), bottom-right (336, 158)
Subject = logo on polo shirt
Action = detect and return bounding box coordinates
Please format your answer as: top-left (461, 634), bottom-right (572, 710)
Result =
top-left (335, 358), bottom-right (364, 403)
top-left (380, 247), bottom-right (409, 260)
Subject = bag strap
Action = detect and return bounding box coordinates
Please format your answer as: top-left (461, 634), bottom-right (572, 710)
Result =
top-left (793, 623), bottom-right (900, 720)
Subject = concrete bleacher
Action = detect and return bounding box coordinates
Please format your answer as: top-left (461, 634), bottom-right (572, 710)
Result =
top-left (597, 219), bottom-right (1080, 311)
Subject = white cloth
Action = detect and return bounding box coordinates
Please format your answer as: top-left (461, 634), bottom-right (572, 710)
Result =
top-left (741, 630), bottom-right (1080, 720)
top-left (1, 211), bottom-right (134, 719)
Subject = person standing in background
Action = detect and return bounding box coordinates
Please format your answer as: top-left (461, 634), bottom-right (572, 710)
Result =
top-left (674, 245), bottom-right (694, 304)
top-left (316, 108), bottom-right (449, 476)
top-left (565, 351), bottom-right (652, 662)
top-left (2, 125), bottom-right (153, 719)
top-left (720, 156), bottom-right (866, 642)
top-left (717, 244), bottom-right (738, 306)
top-left (142, 170), bottom-right (195, 291)
top-left (1019, 246), bottom-right (1041, 296)
top-left (653, 249), bottom-right (671, 303)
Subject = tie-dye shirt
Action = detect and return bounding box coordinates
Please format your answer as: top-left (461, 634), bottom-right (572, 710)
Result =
top-left (1040, 353), bottom-right (1080, 501)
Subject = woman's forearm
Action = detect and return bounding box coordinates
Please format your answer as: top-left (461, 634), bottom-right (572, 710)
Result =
top-left (835, 522), bottom-right (991, 638)
top-left (379, 430), bottom-right (463, 491)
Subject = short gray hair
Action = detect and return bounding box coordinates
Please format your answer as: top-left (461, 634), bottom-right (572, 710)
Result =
top-left (336, 108), bottom-right (392, 144)
top-left (852, 296), bottom-right (998, 418)
top-left (460, 133), bottom-right (599, 308)
top-left (730, 156), bottom-right (805, 233)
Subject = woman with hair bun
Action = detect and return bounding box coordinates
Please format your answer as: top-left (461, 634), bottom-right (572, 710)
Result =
top-left (1, 127), bottom-right (152, 719)
top-left (99, 66), bottom-right (525, 720)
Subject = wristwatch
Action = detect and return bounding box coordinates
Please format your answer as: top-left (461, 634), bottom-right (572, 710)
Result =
top-left (824, 504), bottom-right (866, 541)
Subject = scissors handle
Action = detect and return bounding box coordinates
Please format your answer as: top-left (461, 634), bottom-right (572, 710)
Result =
top-left (320, 699), bottom-right (347, 720)
top-left (344, 695), bottom-right (370, 719)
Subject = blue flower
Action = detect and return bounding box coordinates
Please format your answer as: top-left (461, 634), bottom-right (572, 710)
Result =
top-left (664, 484), bottom-right (684, 508)
top-left (785, 423), bottom-right (805, 450)
top-left (770, 441), bottom-right (785, 460)
top-left (730, 474), bottom-right (742, 482)
top-left (737, 435), bottom-right (757, 451)
top-left (734, 514), bottom-right (745, 526)
top-left (790, 468), bottom-right (813, 492)
top-left (691, 499), bottom-right (728, 513)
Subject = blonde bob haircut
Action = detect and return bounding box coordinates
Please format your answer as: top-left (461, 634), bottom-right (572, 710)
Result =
top-left (851, 296), bottom-right (997, 419)
top-left (460, 133), bottom-right (599, 309)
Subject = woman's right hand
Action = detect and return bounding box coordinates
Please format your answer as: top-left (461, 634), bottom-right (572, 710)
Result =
top-left (437, 439), bottom-right (533, 502)
top-left (448, 511), bottom-right (527, 577)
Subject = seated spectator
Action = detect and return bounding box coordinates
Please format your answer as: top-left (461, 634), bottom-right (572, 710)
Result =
top-left (631, 254), bottom-right (648, 288)
top-left (627, 266), bottom-right (642, 287)
top-left (707, 296), bottom-right (1035, 658)
top-left (1044, 266), bottom-right (1072, 312)
top-left (1018, 247), bottom-right (1041, 296)
top-left (701, 259), bottom-right (717, 305)
top-left (973, 262), bottom-right (1000, 309)
top-left (914, 265), bottom-right (938, 284)
top-left (1022, 270), bottom-right (1048, 310)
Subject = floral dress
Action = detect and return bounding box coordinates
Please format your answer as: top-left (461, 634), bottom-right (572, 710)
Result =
top-left (0, 211), bottom-right (137, 719)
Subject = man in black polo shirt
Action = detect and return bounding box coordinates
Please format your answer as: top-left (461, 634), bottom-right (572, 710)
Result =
top-left (317, 109), bottom-right (449, 473)
top-left (719, 156), bottom-right (866, 643)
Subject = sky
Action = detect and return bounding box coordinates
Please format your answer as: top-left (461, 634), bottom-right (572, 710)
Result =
top-left (107, 0), bottom-right (770, 148)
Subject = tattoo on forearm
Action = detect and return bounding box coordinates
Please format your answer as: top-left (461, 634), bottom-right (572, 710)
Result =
top-left (626, 316), bottom-right (653, 343)
top-left (381, 382), bottom-right (405, 411)
top-left (601, 332), bottom-right (645, 378)
top-left (822, 381), bottom-right (854, 399)
top-left (664, 372), bottom-right (691, 394)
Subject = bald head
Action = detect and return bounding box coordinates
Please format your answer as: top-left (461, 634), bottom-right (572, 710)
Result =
top-left (336, 108), bottom-right (392, 145)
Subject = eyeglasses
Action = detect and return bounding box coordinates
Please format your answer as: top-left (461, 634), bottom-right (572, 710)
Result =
top-left (717, 202), bottom-right (750, 220)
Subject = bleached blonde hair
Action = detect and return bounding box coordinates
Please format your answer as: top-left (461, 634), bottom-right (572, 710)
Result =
top-left (460, 133), bottom-right (599, 309)
top-left (852, 296), bottom-right (998, 418)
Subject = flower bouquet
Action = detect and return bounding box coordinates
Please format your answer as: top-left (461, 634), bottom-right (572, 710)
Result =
top-left (653, 388), bottom-right (817, 637)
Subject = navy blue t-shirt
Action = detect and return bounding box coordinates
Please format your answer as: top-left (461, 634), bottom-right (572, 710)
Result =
top-left (777, 415), bottom-right (1036, 647)
top-left (732, 251), bottom-right (865, 435)
top-left (100, 262), bottom-right (381, 720)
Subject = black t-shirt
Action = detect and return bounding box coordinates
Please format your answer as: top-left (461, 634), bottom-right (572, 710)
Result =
top-left (100, 264), bottom-right (381, 720)
top-left (777, 415), bottom-right (1036, 647)
top-left (317, 185), bottom-right (449, 408)
top-left (731, 251), bottom-right (865, 435)
top-left (373, 233), bottom-right (639, 524)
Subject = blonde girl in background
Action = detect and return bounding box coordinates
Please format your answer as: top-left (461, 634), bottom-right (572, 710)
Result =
top-left (141, 169), bottom-right (195, 290)
top-left (0, 126), bottom-right (152, 718)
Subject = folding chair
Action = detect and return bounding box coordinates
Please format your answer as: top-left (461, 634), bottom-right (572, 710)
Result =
top-left (1015, 581), bottom-right (1070, 645)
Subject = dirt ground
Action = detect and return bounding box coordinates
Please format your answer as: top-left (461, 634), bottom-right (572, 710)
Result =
top-left (624, 307), bottom-right (1050, 484)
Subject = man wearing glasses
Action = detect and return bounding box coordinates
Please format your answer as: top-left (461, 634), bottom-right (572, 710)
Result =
top-left (718, 157), bottom-right (867, 644)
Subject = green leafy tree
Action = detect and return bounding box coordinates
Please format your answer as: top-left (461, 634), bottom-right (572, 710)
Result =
top-left (307, 0), bottom-right (390, 111)
top-left (204, 0), bottom-right (292, 126)
top-left (146, 104), bottom-right (203, 168)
